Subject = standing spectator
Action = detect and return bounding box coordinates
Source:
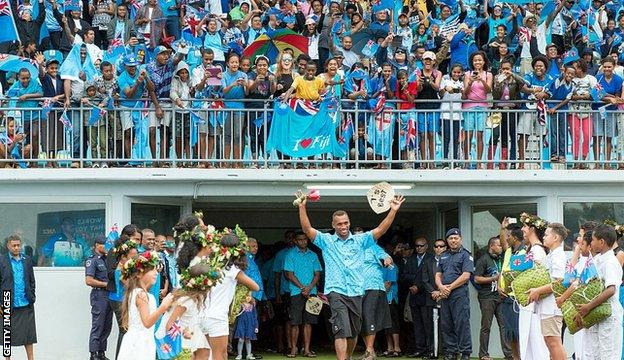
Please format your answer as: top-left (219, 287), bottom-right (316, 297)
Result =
top-left (145, 46), bottom-right (184, 166)
top-left (545, 65), bottom-right (575, 166)
top-left (161, 0), bottom-right (181, 40)
top-left (221, 53), bottom-right (249, 167)
top-left (162, 236), bottom-right (178, 290)
top-left (12, 0), bottom-right (46, 48)
top-left (568, 58), bottom-right (596, 169)
top-left (435, 229), bottom-right (474, 360)
top-left (85, 236), bottom-right (113, 360)
top-left (317, 1), bottom-right (342, 72)
top-left (94, 61), bottom-right (119, 163)
top-left (273, 231), bottom-right (295, 354)
top-left (410, 237), bottom-right (435, 359)
top-left (416, 52), bottom-right (442, 168)
top-left (594, 57), bottom-right (624, 169)
top-left (134, 0), bottom-right (165, 49)
top-left (284, 232), bottom-right (322, 358)
top-left (440, 64), bottom-right (464, 167)
top-left (394, 69), bottom-right (418, 169)
top-left (36, 52), bottom-right (67, 165)
top-left (107, 4), bottom-right (138, 45)
top-left (246, 56), bottom-right (276, 163)
top-left (474, 237), bottom-right (512, 360)
top-left (462, 51), bottom-right (492, 169)
top-left (0, 234), bottom-right (37, 360)
top-left (246, 237), bottom-right (265, 303)
top-left (491, 58), bottom-right (523, 169)
top-left (170, 60), bottom-right (193, 165)
top-left (7, 68), bottom-right (43, 165)
top-left (382, 245), bottom-right (401, 357)
top-left (90, 0), bottom-right (114, 49)
top-left (118, 54), bottom-right (151, 160)
top-left (61, 44), bottom-right (90, 167)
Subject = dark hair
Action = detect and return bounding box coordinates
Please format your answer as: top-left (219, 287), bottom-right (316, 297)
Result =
top-left (297, 54), bottom-right (311, 63)
top-left (174, 215), bottom-right (202, 269)
top-left (100, 61), bottom-right (113, 71)
top-left (547, 223), bottom-right (569, 241)
top-left (202, 48), bottom-right (214, 56)
top-left (500, 56), bottom-right (515, 68)
top-left (332, 210), bottom-right (348, 220)
top-left (5, 234), bottom-right (21, 245)
top-left (18, 68), bottom-right (30, 76)
top-left (220, 233), bottom-right (248, 271)
top-left (582, 230), bottom-right (593, 246)
top-left (434, 238), bottom-right (448, 247)
top-left (601, 57), bottom-right (616, 66)
top-left (594, 224), bottom-right (617, 247)
top-left (119, 224), bottom-right (141, 242)
top-left (469, 50), bottom-right (490, 71)
top-left (531, 55), bottom-right (549, 70)
top-left (508, 226), bottom-right (524, 243)
top-left (576, 58), bottom-right (588, 73)
top-left (580, 221), bottom-right (598, 232)
top-left (488, 236), bottom-right (500, 248)
top-left (294, 231), bottom-right (306, 237)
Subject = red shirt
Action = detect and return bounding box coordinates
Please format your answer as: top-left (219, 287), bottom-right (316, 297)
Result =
top-left (395, 81), bottom-right (418, 110)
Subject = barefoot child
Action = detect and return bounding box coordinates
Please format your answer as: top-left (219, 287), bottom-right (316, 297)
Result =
top-left (579, 224), bottom-right (623, 360)
top-left (117, 251), bottom-right (175, 360)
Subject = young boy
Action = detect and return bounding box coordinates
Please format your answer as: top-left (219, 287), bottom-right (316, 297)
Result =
top-left (545, 66), bottom-right (575, 163)
top-left (527, 222), bottom-right (568, 360)
top-left (82, 81), bottom-right (109, 167)
top-left (282, 62), bottom-right (325, 101)
top-left (579, 224), bottom-right (623, 360)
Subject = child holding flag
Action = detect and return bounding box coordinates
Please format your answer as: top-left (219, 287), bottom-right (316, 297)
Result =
top-left (82, 80), bottom-right (108, 167)
top-left (578, 224), bottom-right (623, 360)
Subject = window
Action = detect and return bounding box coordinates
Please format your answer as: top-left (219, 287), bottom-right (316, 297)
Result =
top-left (563, 202), bottom-right (624, 233)
top-left (131, 203), bottom-right (181, 237)
top-left (471, 203), bottom-right (537, 259)
top-left (0, 203), bottom-right (105, 267)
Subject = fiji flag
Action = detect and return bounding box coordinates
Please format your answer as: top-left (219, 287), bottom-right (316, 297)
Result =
top-left (399, 113), bottom-right (416, 150)
top-left (0, 0), bottom-right (19, 43)
top-left (366, 103), bottom-right (394, 158)
top-left (361, 40), bottom-right (379, 59)
top-left (155, 320), bottom-right (182, 359)
top-left (579, 256), bottom-right (599, 284)
top-left (41, 98), bottom-right (53, 119)
top-left (371, 0), bottom-right (394, 14)
top-left (336, 117), bottom-right (354, 157)
top-left (59, 111), bottom-right (73, 131)
top-left (182, 5), bottom-right (206, 46)
top-left (590, 83), bottom-right (606, 102)
top-left (562, 261), bottom-right (578, 288)
top-left (63, 0), bottom-right (80, 11)
top-left (509, 252), bottom-right (534, 272)
top-left (130, 101), bottom-right (152, 163)
top-left (59, 44), bottom-right (98, 81)
top-left (104, 224), bottom-right (120, 252)
top-left (88, 106), bottom-right (107, 126)
top-left (288, 98), bottom-right (320, 116)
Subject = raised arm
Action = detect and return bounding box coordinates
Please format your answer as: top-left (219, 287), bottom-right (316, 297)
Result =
top-left (298, 197), bottom-right (318, 241)
top-left (371, 195), bottom-right (405, 240)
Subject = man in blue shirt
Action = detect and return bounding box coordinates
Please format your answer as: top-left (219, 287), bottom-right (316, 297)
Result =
top-left (435, 228), bottom-right (474, 360)
top-left (0, 234), bottom-right (37, 360)
top-left (39, 217), bottom-right (92, 267)
top-left (8, 68), bottom-right (43, 162)
top-left (284, 232), bottom-right (322, 358)
top-left (298, 194), bottom-right (404, 360)
top-left (272, 231), bottom-right (295, 354)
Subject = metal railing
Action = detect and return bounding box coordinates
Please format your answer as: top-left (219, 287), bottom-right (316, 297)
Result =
top-left (0, 98), bottom-right (622, 170)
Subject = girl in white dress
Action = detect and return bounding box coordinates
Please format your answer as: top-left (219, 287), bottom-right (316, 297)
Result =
top-left (166, 260), bottom-right (221, 359)
top-left (519, 213), bottom-right (549, 360)
top-left (117, 251), bottom-right (175, 360)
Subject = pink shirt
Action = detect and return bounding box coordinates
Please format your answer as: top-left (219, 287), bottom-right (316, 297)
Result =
top-left (463, 70), bottom-right (489, 109)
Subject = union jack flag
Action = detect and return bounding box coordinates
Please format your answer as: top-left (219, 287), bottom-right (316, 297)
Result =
top-left (375, 111), bottom-right (392, 131)
top-left (288, 98), bottom-right (320, 116)
top-left (167, 321), bottom-right (182, 337)
top-left (0, 0), bottom-right (12, 17)
top-left (371, 92), bottom-right (386, 115)
top-left (59, 111), bottom-right (72, 131)
top-left (41, 98), bottom-right (53, 119)
top-left (405, 115), bottom-right (416, 149)
top-left (518, 27), bottom-right (532, 43)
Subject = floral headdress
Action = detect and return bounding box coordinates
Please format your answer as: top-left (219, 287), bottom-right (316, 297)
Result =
top-left (604, 219), bottom-right (624, 236)
top-left (179, 259), bottom-right (223, 292)
top-left (112, 239), bottom-right (139, 257)
top-left (121, 251), bottom-right (161, 280)
top-left (176, 223), bottom-right (217, 248)
top-left (520, 212), bottom-right (548, 231)
top-left (209, 225), bottom-right (249, 265)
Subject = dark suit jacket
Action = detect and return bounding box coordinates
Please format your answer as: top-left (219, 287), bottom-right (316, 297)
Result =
top-left (0, 254), bottom-right (36, 306)
top-left (40, 74), bottom-right (64, 99)
top-left (421, 254), bottom-right (439, 307)
top-left (410, 253), bottom-right (434, 306)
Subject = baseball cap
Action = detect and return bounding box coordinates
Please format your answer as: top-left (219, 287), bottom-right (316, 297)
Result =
top-left (423, 51), bottom-right (436, 61)
top-left (445, 228), bottom-right (461, 238)
top-left (94, 236), bottom-right (106, 245)
top-left (123, 54), bottom-right (139, 67)
top-left (46, 59), bottom-right (59, 67)
top-left (154, 45), bottom-right (171, 56)
top-left (44, 49), bottom-right (63, 64)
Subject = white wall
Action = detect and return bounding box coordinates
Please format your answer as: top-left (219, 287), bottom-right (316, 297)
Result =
top-left (8, 268), bottom-right (119, 360)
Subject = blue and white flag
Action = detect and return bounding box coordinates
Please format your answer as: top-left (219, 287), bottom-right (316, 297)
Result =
top-left (59, 111), bottom-right (72, 131)
top-left (88, 106), bottom-right (107, 126)
top-left (0, 0), bottom-right (19, 43)
top-left (579, 256), bottom-right (599, 284)
top-left (130, 101), bottom-right (151, 163)
top-left (0, 54), bottom-right (39, 78)
top-left (509, 252), bottom-right (534, 272)
top-left (155, 318), bottom-right (182, 359)
top-left (371, 0), bottom-right (394, 13)
top-left (366, 102), bottom-right (394, 158)
top-left (362, 40), bottom-right (379, 58)
top-left (562, 261), bottom-right (578, 288)
top-left (336, 117), bottom-right (354, 157)
top-left (104, 224), bottom-right (119, 252)
top-left (266, 100), bottom-right (345, 157)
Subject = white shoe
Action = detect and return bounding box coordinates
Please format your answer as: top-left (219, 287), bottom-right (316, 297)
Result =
top-left (235, 355), bottom-right (242, 360)
top-left (246, 355), bottom-right (256, 360)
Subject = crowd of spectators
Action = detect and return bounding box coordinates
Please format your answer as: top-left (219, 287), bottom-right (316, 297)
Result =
top-left (1, 0), bottom-right (624, 169)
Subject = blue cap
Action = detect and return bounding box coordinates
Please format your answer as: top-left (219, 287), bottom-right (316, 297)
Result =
top-left (445, 228), bottom-right (461, 238)
top-left (44, 50), bottom-right (63, 64)
top-left (123, 54), bottom-right (139, 67)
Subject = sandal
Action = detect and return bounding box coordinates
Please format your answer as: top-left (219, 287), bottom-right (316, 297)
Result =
top-left (380, 351), bottom-right (391, 357)
top-left (303, 352), bottom-right (316, 358)
top-left (287, 354), bottom-right (297, 358)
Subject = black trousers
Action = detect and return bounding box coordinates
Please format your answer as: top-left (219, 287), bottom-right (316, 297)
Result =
top-left (410, 304), bottom-right (434, 355)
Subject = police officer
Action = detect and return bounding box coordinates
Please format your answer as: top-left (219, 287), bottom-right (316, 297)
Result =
top-left (85, 236), bottom-right (113, 360)
top-left (435, 228), bottom-right (474, 360)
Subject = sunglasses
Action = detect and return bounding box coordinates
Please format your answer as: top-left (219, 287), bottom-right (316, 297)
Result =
top-left (434, 245), bottom-right (447, 248)
top-left (282, 58), bottom-right (293, 63)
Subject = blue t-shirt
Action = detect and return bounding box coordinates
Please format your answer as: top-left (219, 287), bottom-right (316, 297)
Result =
top-left (283, 248), bottom-right (322, 296)
top-left (522, 72), bottom-right (554, 109)
top-left (382, 264), bottom-right (399, 304)
top-left (546, 78), bottom-right (573, 110)
top-left (272, 247), bottom-right (292, 295)
top-left (118, 70), bottom-right (146, 107)
top-left (313, 230), bottom-right (376, 296)
top-left (160, 0), bottom-right (178, 17)
top-left (245, 253), bottom-right (265, 300)
top-left (261, 258), bottom-right (276, 300)
top-left (10, 254), bottom-right (29, 308)
top-left (361, 244), bottom-right (389, 292)
top-left (597, 73), bottom-right (624, 110)
top-left (41, 233), bottom-right (92, 267)
top-left (108, 269), bottom-right (125, 302)
top-left (221, 70), bottom-right (248, 109)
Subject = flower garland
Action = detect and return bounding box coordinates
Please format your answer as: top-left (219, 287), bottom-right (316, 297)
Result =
top-left (209, 225), bottom-right (249, 266)
top-left (520, 212), bottom-right (548, 230)
top-left (112, 239), bottom-right (139, 257)
top-left (604, 219), bottom-right (624, 236)
top-left (177, 224), bottom-right (217, 247)
top-left (121, 251), bottom-right (161, 280)
top-left (179, 259), bottom-right (223, 292)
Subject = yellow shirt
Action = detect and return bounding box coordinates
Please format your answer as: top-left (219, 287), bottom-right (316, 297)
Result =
top-left (292, 76), bottom-right (325, 101)
top-left (500, 246), bottom-right (526, 297)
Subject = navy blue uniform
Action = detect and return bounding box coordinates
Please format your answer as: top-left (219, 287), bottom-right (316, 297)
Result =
top-left (437, 247), bottom-right (474, 358)
top-left (85, 253), bottom-right (113, 354)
